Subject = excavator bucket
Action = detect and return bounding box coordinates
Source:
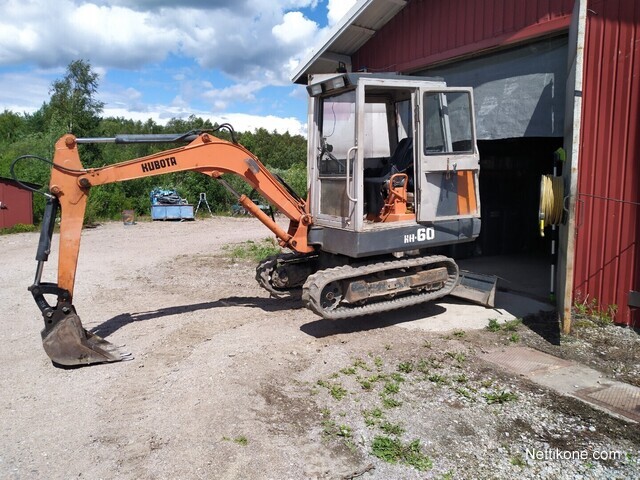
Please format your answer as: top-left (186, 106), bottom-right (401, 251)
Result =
top-left (41, 313), bottom-right (129, 366)
top-left (449, 270), bottom-right (498, 308)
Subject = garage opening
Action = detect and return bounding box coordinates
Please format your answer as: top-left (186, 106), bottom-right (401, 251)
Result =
top-left (459, 137), bottom-right (564, 301)
top-left (417, 37), bottom-right (569, 302)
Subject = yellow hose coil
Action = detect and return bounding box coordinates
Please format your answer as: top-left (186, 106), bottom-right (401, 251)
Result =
top-left (539, 175), bottom-right (564, 237)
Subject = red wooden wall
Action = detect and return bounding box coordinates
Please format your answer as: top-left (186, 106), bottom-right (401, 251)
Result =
top-left (0, 179), bottom-right (34, 229)
top-left (575, 0), bottom-right (640, 326)
top-left (352, 0), bottom-right (574, 73)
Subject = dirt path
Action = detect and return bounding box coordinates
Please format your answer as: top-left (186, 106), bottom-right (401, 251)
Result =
top-left (1, 217), bottom-right (638, 479)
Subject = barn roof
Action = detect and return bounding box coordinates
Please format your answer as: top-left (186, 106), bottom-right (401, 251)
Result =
top-left (0, 176), bottom-right (41, 191)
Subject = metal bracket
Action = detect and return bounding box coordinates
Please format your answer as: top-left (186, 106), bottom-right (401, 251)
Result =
top-left (629, 290), bottom-right (640, 308)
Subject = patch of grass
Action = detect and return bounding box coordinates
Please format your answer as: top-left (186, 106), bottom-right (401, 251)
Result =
top-left (374, 356), bottom-right (384, 370)
top-left (365, 373), bottom-right (387, 384)
top-left (454, 387), bottom-right (473, 400)
top-left (416, 359), bottom-right (430, 374)
top-left (362, 408), bottom-right (384, 427)
top-left (340, 366), bottom-right (357, 375)
top-left (370, 436), bottom-right (432, 471)
top-left (0, 223), bottom-right (39, 235)
top-left (317, 380), bottom-right (348, 401)
top-left (322, 419), bottom-right (352, 439)
top-left (397, 361), bottom-right (414, 374)
top-left (330, 384), bottom-right (348, 400)
top-left (484, 390), bottom-right (518, 405)
top-left (383, 382), bottom-right (400, 395)
top-left (574, 296), bottom-right (617, 326)
top-left (422, 340), bottom-right (432, 349)
top-left (486, 318), bottom-right (501, 332)
top-left (379, 421), bottom-right (405, 436)
top-left (358, 378), bottom-right (373, 391)
top-left (503, 319), bottom-right (522, 332)
top-left (510, 453), bottom-right (526, 467)
top-left (222, 435), bottom-right (249, 447)
top-left (233, 436), bottom-right (248, 446)
top-left (223, 237), bottom-right (280, 262)
top-left (352, 358), bottom-right (371, 371)
top-left (389, 373), bottom-right (405, 383)
top-left (455, 374), bottom-right (468, 384)
top-left (427, 374), bottom-right (448, 385)
top-left (487, 318), bottom-right (523, 338)
top-left (453, 330), bottom-right (466, 338)
top-left (446, 352), bottom-right (466, 364)
top-left (381, 395), bottom-right (402, 409)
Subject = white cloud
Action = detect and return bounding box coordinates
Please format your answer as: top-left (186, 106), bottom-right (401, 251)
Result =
top-left (327, 0), bottom-right (357, 26)
top-left (0, 0), bottom-right (326, 81)
top-left (0, 0), bottom-right (336, 134)
top-left (103, 105), bottom-right (306, 135)
top-left (273, 12), bottom-right (318, 45)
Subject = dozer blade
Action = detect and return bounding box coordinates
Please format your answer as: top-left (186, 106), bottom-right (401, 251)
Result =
top-left (449, 270), bottom-right (498, 308)
top-left (41, 313), bottom-right (131, 367)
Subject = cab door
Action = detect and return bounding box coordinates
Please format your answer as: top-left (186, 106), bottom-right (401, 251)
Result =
top-left (312, 88), bottom-right (359, 230)
top-left (416, 88), bottom-right (480, 223)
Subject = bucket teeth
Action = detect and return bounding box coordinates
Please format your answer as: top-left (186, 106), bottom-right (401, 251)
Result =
top-left (41, 313), bottom-right (131, 366)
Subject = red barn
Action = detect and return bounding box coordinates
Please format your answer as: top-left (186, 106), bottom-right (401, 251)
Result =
top-left (294, 0), bottom-right (640, 328)
top-left (0, 177), bottom-right (36, 229)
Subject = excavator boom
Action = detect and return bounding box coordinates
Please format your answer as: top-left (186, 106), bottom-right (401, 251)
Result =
top-left (30, 131), bottom-right (313, 366)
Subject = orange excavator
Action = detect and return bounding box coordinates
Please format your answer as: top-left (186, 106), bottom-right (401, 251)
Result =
top-left (23, 73), bottom-right (494, 367)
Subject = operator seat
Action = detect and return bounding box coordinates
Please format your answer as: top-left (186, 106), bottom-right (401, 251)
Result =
top-left (364, 137), bottom-right (414, 217)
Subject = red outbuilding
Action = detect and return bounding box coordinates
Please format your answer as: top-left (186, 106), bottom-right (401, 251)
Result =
top-left (0, 177), bottom-right (37, 229)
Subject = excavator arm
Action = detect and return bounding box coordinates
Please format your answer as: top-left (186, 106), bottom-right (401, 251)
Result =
top-left (30, 132), bottom-right (314, 366)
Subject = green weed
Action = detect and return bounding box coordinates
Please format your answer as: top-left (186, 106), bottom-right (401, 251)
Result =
top-left (317, 379), bottom-right (348, 401)
top-left (427, 374), bottom-right (448, 385)
top-left (486, 319), bottom-right (501, 332)
top-left (397, 361), bottom-right (414, 374)
top-left (0, 223), bottom-right (39, 235)
top-left (383, 382), bottom-right (400, 395)
top-left (379, 421), bottom-right (405, 436)
top-left (484, 390), bottom-right (518, 405)
top-left (370, 436), bottom-right (432, 471)
top-left (223, 238), bottom-right (280, 262)
top-left (381, 395), bottom-right (402, 408)
top-left (511, 453), bottom-right (526, 467)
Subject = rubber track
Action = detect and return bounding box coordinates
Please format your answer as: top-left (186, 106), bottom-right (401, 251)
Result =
top-left (255, 252), bottom-right (307, 299)
top-left (302, 255), bottom-right (458, 320)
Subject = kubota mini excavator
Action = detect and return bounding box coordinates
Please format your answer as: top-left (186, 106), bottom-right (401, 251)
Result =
top-left (23, 73), bottom-right (493, 367)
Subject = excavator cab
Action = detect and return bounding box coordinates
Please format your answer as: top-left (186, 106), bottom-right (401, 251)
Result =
top-left (305, 73), bottom-right (481, 257)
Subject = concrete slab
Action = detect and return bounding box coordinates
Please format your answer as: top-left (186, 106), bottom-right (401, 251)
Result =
top-left (480, 346), bottom-right (640, 423)
top-left (395, 291), bottom-right (554, 333)
top-left (458, 254), bottom-right (551, 301)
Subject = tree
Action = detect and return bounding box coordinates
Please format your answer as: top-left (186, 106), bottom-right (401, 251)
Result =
top-left (47, 59), bottom-right (104, 138)
top-left (0, 110), bottom-right (26, 143)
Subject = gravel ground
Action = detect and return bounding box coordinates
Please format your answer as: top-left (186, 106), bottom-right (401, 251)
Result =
top-left (1, 217), bottom-right (638, 480)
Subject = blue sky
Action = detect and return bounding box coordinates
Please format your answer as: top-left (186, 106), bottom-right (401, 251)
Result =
top-left (0, 0), bottom-right (358, 135)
